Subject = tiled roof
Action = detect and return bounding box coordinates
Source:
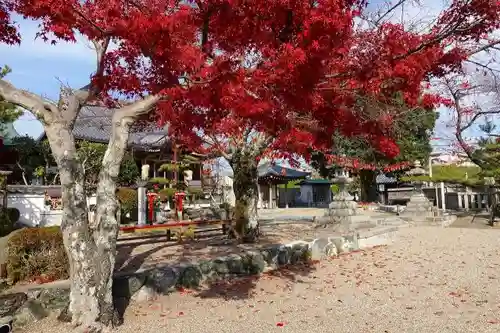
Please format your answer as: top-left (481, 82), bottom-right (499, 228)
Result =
top-left (376, 173), bottom-right (397, 184)
top-left (37, 106), bottom-right (170, 152)
top-left (258, 163), bottom-right (311, 179)
top-left (299, 179), bottom-right (332, 185)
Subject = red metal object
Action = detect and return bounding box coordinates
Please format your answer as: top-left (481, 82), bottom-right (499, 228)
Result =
top-left (174, 192), bottom-right (186, 219)
top-left (146, 192), bottom-right (158, 222)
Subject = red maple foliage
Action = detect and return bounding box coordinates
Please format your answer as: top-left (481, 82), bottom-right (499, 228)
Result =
top-left (0, 0), bottom-right (499, 166)
top-left (154, 0), bottom-right (500, 166)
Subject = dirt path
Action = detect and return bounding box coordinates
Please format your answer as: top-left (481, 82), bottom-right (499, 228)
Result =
top-left (21, 227), bottom-right (500, 333)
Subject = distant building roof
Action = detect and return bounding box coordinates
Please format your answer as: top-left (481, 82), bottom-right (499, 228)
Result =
top-left (299, 179), bottom-right (332, 185)
top-left (37, 106), bottom-right (170, 152)
top-left (376, 174), bottom-right (397, 184)
top-left (258, 163), bottom-right (311, 181)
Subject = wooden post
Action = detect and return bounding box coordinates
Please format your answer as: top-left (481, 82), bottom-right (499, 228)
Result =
top-left (285, 182), bottom-right (289, 208)
top-left (440, 182), bottom-right (446, 212)
top-left (268, 183), bottom-right (272, 209)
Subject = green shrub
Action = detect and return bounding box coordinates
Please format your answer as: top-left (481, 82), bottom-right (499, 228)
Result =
top-left (158, 188), bottom-right (176, 202)
top-left (6, 208), bottom-right (19, 223)
top-left (0, 210), bottom-right (14, 237)
top-left (6, 226), bottom-right (68, 283)
top-left (116, 188), bottom-right (138, 222)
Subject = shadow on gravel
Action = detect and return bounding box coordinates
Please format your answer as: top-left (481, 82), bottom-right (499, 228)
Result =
top-left (195, 262), bottom-right (317, 301)
top-left (450, 212), bottom-right (500, 229)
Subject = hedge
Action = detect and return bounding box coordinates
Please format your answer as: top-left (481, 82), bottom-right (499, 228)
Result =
top-left (6, 226), bottom-right (68, 283)
top-left (116, 187), bottom-right (138, 222)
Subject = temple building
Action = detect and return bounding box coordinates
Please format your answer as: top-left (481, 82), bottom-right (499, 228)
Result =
top-left (36, 106), bottom-right (207, 189)
top-left (257, 162), bottom-right (311, 208)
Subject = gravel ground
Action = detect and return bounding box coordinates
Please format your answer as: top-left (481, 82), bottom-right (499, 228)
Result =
top-left (116, 222), bottom-right (334, 273)
top-left (22, 226), bottom-right (500, 333)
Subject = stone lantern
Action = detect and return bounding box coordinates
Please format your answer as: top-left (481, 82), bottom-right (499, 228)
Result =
top-left (405, 160), bottom-right (427, 194)
top-left (326, 167), bottom-right (362, 233)
top-left (400, 160), bottom-right (433, 221)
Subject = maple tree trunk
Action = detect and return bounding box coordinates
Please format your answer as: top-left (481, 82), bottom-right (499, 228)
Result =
top-left (44, 119), bottom-right (124, 331)
top-left (359, 170), bottom-right (378, 202)
top-left (230, 152), bottom-right (260, 243)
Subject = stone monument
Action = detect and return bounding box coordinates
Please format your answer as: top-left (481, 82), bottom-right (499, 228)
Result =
top-left (399, 160), bottom-right (433, 221)
top-left (324, 168), bottom-right (375, 232)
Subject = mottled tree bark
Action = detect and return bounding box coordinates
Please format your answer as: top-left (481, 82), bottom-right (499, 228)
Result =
top-left (229, 151), bottom-right (260, 243)
top-left (0, 77), bottom-right (159, 332)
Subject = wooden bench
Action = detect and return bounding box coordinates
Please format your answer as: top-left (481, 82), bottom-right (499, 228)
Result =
top-left (118, 219), bottom-right (231, 242)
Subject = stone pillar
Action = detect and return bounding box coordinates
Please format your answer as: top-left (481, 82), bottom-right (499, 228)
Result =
top-left (137, 164), bottom-right (150, 226)
top-left (137, 183), bottom-right (147, 226)
top-left (440, 182), bottom-right (446, 212)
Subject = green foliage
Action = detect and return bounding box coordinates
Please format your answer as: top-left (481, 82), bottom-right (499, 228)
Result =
top-left (0, 209), bottom-right (15, 237)
top-left (0, 66), bottom-right (22, 134)
top-left (186, 187), bottom-right (204, 202)
top-left (312, 106), bottom-right (437, 178)
top-left (34, 166), bottom-right (45, 178)
top-left (277, 180), bottom-right (301, 188)
top-left (158, 188), bottom-right (177, 201)
top-left (158, 155), bottom-right (200, 174)
top-left (6, 207), bottom-right (19, 223)
top-left (401, 165), bottom-right (482, 186)
top-left (149, 177), bottom-right (170, 185)
top-left (77, 140), bottom-right (107, 192)
top-left (116, 188), bottom-right (138, 222)
top-left (470, 120), bottom-right (500, 181)
top-left (6, 226), bottom-right (68, 283)
top-left (158, 163), bottom-right (180, 172)
top-left (118, 154), bottom-right (140, 186)
top-left (11, 136), bottom-right (47, 184)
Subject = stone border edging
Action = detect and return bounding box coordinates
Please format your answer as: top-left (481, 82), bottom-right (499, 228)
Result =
top-left (0, 227), bottom-right (399, 329)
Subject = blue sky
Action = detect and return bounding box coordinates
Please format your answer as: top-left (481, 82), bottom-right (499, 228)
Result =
top-left (3, 16), bottom-right (97, 138)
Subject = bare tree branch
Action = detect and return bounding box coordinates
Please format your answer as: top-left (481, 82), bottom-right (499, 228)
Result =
top-left (0, 79), bottom-right (58, 116)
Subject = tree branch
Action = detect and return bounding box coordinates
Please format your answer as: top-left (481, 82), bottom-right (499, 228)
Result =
top-left (469, 39), bottom-right (500, 56)
top-left (115, 94), bottom-right (162, 121)
top-left (373, 0), bottom-right (408, 26)
top-left (0, 79), bottom-right (57, 117)
top-left (447, 80), bottom-right (485, 168)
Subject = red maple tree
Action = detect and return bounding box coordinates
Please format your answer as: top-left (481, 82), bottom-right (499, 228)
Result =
top-left (0, 0), bottom-right (499, 331)
top-left (160, 0), bottom-right (500, 240)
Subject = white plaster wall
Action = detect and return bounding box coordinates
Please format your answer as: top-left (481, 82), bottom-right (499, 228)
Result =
top-left (5, 193), bottom-right (46, 227)
top-left (2, 193), bottom-right (97, 227)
